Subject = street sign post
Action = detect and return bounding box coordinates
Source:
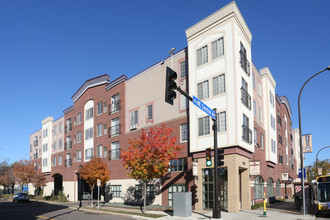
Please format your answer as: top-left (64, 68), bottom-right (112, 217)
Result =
top-left (193, 96), bottom-right (216, 120)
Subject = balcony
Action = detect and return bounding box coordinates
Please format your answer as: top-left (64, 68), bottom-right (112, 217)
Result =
top-left (109, 124), bottom-right (121, 137)
top-left (109, 148), bottom-right (120, 160)
top-left (65, 141), bottom-right (72, 150)
top-left (241, 87), bottom-right (251, 109)
top-left (33, 140), bottom-right (38, 146)
top-left (65, 123), bottom-right (72, 133)
top-left (33, 153), bottom-right (38, 159)
top-left (65, 159), bottom-right (72, 167)
top-left (242, 125), bottom-right (252, 143)
top-left (239, 50), bottom-right (250, 76)
top-left (109, 100), bottom-right (121, 114)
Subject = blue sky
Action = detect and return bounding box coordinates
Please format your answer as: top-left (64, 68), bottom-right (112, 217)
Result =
top-left (0, 0), bottom-right (329, 167)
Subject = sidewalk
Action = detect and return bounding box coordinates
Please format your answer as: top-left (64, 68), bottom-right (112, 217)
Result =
top-left (69, 199), bottom-right (315, 220)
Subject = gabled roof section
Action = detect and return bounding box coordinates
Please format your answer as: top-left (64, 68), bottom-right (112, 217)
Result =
top-left (106, 75), bottom-right (127, 91)
top-left (71, 74), bottom-right (110, 103)
top-left (279, 95), bottom-right (293, 118)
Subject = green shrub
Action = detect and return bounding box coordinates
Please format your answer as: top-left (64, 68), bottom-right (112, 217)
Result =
top-left (251, 202), bottom-right (269, 210)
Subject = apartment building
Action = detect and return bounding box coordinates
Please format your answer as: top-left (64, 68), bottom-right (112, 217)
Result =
top-left (29, 1), bottom-right (299, 213)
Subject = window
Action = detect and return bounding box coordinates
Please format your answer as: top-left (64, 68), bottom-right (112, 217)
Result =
top-left (111, 94), bottom-right (120, 113)
top-left (53, 156), bottom-right (56, 166)
top-left (180, 94), bottom-right (188, 111)
top-left (97, 145), bottom-right (103, 158)
top-left (42, 158), bottom-right (47, 167)
top-left (66, 153), bottom-right (72, 167)
top-left (279, 149), bottom-right (283, 164)
top-left (240, 42), bottom-right (250, 75)
top-left (85, 128), bottom-right (93, 140)
top-left (59, 123), bottom-right (63, 133)
top-left (77, 150), bottom-right (82, 162)
top-left (77, 113), bottom-right (82, 125)
top-left (59, 139), bottom-right (63, 149)
top-left (180, 123), bottom-right (188, 142)
top-left (85, 107), bottom-right (93, 120)
top-left (276, 179), bottom-right (281, 196)
top-left (254, 176), bottom-right (264, 200)
top-left (135, 185), bottom-right (154, 200)
top-left (271, 139), bottom-right (276, 153)
top-left (242, 114), bottom-right (252, 143)
top-left (217, 111), bottom-right (226, 132)
top-left (53, 141), bottom-right (57, 150)
top-left (241, 78), bottom-right (251, 109)
top-left (97, 102), bottom-right (103, 115)
top-left (259, 107), bottom-right (262, 122)
top-left (168, 184), bottom-right (187, 207)
top-left (213, 74), bottom-right (225, 96)
top-left (211, 37), bottom-right (224, 59)
top-left (77, 132), bottom-right (82, 143)
top-left (110, 117), bottom-right (120, 136)
top-left (198, 116), bottom-right (210, 136)
top-left (65, 136), bottom-right (72, 150)
top-left (54, 125), bottom-right (57, 135)
top-left (180, 60), bottom-right (187, 78)
top-left (66, 118), bottom-right (72, 133)
top-left (270, 115), bottom-right (276, 130)
top-left (97, 123), bottom-right (103, 137)
top-left (291, 148), bottom-right (294, 155)
top-left (147, 104), bottom-right (153, 120)
top-left (197, 45), bottom-right (208, 66)
top-left (267, 178), bottom-right (274, 197)
top-left (254, 128), bottom-right (258, 146)
top-left (43, 129), bottom-right (48, 138)
top-left (110, 141), bottom-right (120, 160)
top-left (269, 91), bottom-right (275, 108)
top-left (85, 148), bottom-right (93, 160)
top-left (253, 101), bottom-right (256, 117)
top-left (130, 110), bottom-right (138, 130)
top-left (170, 158), bottom-right (188, 172)
top-left (111, 185), bottom-right (122, 198)
top-left (252, 73), bottom-right (255, 88)
top-left (260, 134), bottom-right (264, 149)
top-left (104, 102), bottom-right (107, 113)
top-left (43, 144), bottom-right (48, 152)
top-left (104, 124), bottom-right (107, 135)
top-left (197, 80), bottom-right (209, 100)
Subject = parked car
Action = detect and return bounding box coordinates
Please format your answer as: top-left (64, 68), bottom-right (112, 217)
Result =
top-left (82, 192), bottom-right (92, 200)
top-left (13, 193), bottom-right (30, 203)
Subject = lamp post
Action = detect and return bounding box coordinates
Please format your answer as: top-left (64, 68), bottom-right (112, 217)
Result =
top-left (316, 146), bottom-right (330, 177)
top-left (78, 164), bottom-right (82, 209)
top-left (298, 66), bottom-right (330, 217)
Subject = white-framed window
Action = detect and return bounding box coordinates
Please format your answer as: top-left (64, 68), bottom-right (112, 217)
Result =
top-left (197, 80), bottom-right (209, 100)
top-left (77, 132), bottom-right (82, 143)
top-left (97, 145), bottom-right (103, 158)
top-left (111, 141), bottom-right (120, 160)
top-left (58, 155), bottom-right (62, 165)
top-left (85, 148), bottom-right (93, 160)
top-left (53, 141), bottom-right (57, 150)
top-left (271, 139), bottom-right (276, 153)
top-left (43, 158), bottom-right (47, 167)
top-left (85, 107), bottom-right (93, 120)
top-left (197, 45), bottom-right (208, 66)
top-left (147, 104), bottom-right (153, 120)
top-left (211, 37), bottom-right (224, 59)
top-left (110, 117), bottom-right (120, 136)
top-left (97, 123), bottom-right (103, 137)
top-left (130, 110), bottom-right (138, 130)
top-left (53, 156), bottom-right (57, 166)
top-left (269, 91), bottom-right (275, 108)
top-left (217, 111), bottom-right (226, 132)
top-left (111, 94), bottom-right (120, 113)
top-left (259, 107), bottom-right (262, 122)
top-left (43, 129), bottom-right (48, 138)
top-left (54, 125), bottom-right (57, 135)
top-left (253, 101), bottom-right (257, 117)
top-left (213, 74), bottom-right (225, 96)
top-left (111, 185), bottom-right (122, 197)
top-left (43, 144), bottom-right (48, 152)
top-left (180, 123), bottom-right (188, 142)
top-left (260, 133), bottom-right (264, 149)
top-left (198, 116), bottom-right (210, 136)
top-left (180, 94), bottom-right (188, 111)
top-left (77, 113), bottom-right (82, 125)
top-left (180, 60), bottom-right (187, 78)
top-left (77, 150), bottom-right (82, 162)
top-left (271, 115), bottom-right (276, 130)
top-left (85, 128), bottom-right (93, 140)
top-left (254, 128), bottom-right (258, 146)
top-left (59, 123), bottom-right (63, 133)
top-left (59, 139), bottom-right (63, 149)
top-left (97, 101), bottom-right (103, 115)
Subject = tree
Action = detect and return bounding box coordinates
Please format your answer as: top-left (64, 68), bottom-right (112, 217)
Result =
top-left (121, 123), bottom-right (181, 213)
top-left (12, 159), bottom-right (34, 193)
top-left (79, 158), bottom-right (110, 207)
top-left (0, 161), bottom-right (15, 195)
top-left (308, 159), bottom-right (330, 180)
top-left (31, 170), bottom-right (47, 202)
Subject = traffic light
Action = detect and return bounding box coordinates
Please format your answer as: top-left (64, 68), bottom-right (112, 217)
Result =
top-left (165, 67), bottom-right (177, 105)
top-left (217, 148), bottom-right (224, 167)
top-left (206, 148), bottom-right (212, 167)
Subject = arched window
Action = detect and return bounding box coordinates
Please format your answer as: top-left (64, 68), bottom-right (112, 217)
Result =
top-left (276, 179), bottom-right (281, 196)
top-left (267, 178), bottom-right (274, 197)
top-left (254, 176), bottom-right (264, 200)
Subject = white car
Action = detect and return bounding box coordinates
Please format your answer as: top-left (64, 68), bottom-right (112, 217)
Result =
top-left (13, 193), bottom-right (30, 203)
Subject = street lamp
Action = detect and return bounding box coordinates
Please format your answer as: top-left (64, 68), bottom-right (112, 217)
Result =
top-left (298, 66), bottom-right (330, 217)
top-left (316, 146), bottom-right (330, 176)
top-left (78, 164), bottom-right (82, 209)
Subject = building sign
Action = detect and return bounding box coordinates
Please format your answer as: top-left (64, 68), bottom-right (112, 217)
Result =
top-left (282, 173), bottom-right (289, 181)
top-left (302, 134), bottom-right (312, 153)
top-left (249, 161), bottom-right (260, 176)
top-left (193, 162), bottom-right (198, 176)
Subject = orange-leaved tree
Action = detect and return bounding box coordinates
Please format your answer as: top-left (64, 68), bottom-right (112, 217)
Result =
top-left (0, 161), bottom-right (15, 195)
top-left (121, 123), bottom-right (181, 213)
top-left (31, 170), bottom-right (47, 201)
top-left (79, 158), bottom-right (110, 207)
top-left (13, 159), bottom-right (35, 192)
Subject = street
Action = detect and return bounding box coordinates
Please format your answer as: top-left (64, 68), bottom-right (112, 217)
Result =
top-left (0, 200), bottom-right (132, 220)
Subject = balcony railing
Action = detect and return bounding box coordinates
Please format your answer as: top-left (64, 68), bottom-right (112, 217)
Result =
top-left (34, 140), bottom-right (38, 146)
top-left (109, 100), bottom-right (121, 114)
top-left (242, 125), bottom-right (252, 143)
top-left (65, 123), bottom-right (72, 133)
top-left (109, 124), bottom-right (121, 137)
top-left (65, 141), bottom-right (72, 150)
top-left (241, 87), bottom-right (251, 109)
top-left (65, 159), bottom-right (72, 167)
top-left (240, 50), bottom-right (250, 76)
top-left (109, 148), bottom-right (120, 160)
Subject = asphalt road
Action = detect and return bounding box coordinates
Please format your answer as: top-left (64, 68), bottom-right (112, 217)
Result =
top-left (0, 200), bottom-right (132, 220)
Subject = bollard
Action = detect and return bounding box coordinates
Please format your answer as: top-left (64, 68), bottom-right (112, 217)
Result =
top-left (263, 192), bottom-right (267, 216)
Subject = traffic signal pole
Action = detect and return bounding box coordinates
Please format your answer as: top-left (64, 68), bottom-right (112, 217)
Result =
top-left (212, 109), bottom-right (221, 219)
